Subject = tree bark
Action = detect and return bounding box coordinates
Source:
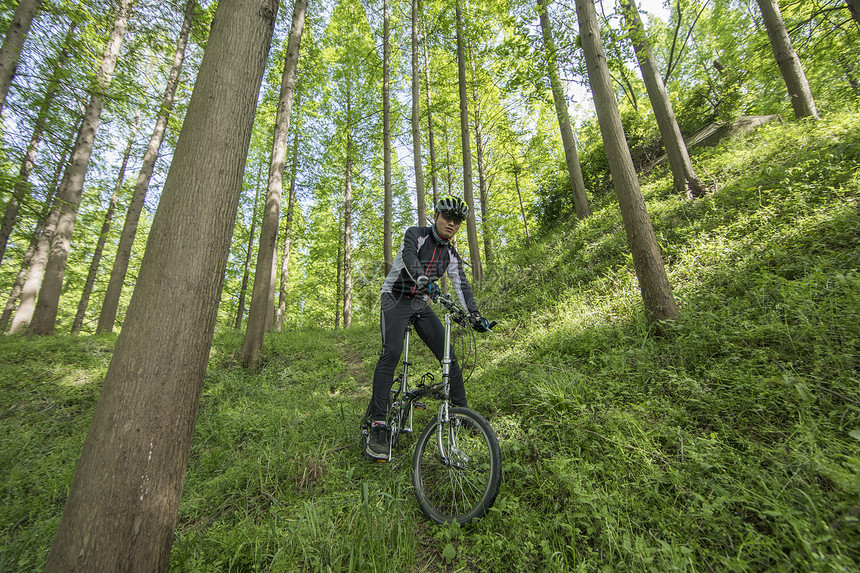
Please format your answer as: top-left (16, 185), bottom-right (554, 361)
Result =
top-left (512, 165), bottom-right (530, 249)
top-left (755, 0), bottom-right (819, 120)
top-left (0, 0), bottom-right (41, 114)
top-left (30, 0), bottom-right (132, 335)
top-left (847, 0), bottom-right (860, 26)
top-left (468, 45), bottom-right (493, 266)
top-left (343, 115), bottom-right (353, 328)
top-left (422, 21), bottom-right (439, 209)
top-left (43, 1), bottom-right (277, 571)
top-left (7, 117), bottom-right (75, 333)
top-left (0, 22), bottom-right (73, 265)
top-left (241, 0), bottom-right (307, 368)
top-left (276, 91), bottom-right (302, 332)
top-left (537, 0), bottom-right (591, 219)
top-left (411, 0), bottom-right (427, 226)
top-left (72, 112), bottom-right (139, 334)
top-left (382, 0), bottom-right (393, 274)
top-left (620, 0), bottom-right (705, 198)
top-left (574, 0), bottom-right (678, 323)
top-left (455, 0), bottom-right (482, 281)
top-left (97, 0), bottom-right (196, 334)
top-left (235, 163), bottom-right (262, 329)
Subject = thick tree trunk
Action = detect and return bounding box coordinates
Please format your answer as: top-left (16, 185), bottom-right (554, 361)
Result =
top-left (43, 1), bottom-right (277, 571)
top-left (30, 0), bottom-right (132, 335)
top-left (72, 113), bottom-right (139, 334)
top-left (241, 0), bottom-right (306, 368)
top-left (847, 0), bottom-right (860, 26)
top-left (755, 0), bottom-right (819, 120)
top-left (575, 0), bottom-right (678, 324)
top-left (97, 0), bottom-right (195, 334)
top-left (411, 0), bottom-right (427, 227)
top-left (455, 0), bottom-right (482, 281)
top-left (538, 0), bottom-right (591, 219)
top-left (0, 0), bottom-right (41, 114)
top-left (620, 0), bottom-right (705, 198)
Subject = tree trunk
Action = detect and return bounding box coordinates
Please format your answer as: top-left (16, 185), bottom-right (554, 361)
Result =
top-left (275, 121), bottom-right (300, 331)
top-left (620, 0), bottom-right (705, 198)
top-left (382, 0), bottom-right (393, 274)
top-left (0, 0), bottom-right (41, 114)
top-left (422, 21), bottom-right (439, 209)
top-left (455, 0), bottom-right (482, 281)
top-left (574, 0), bottom-right (678, 324)
top-left (513, 165), bottom-right (530, 249)
top-left (235, 163), bottom-right (262, 329)
top-left (241, 0), bottom-right (306, 368)
top-left (43, 1), bottom-right (277, 571)
top-left (97, 0), bottom-right (195, 334)
top-left (411, 0), bottom-right (427, 226)
top-left (29, 0), bottom-right (132, 335)
top-left (0, 22), bottom-right (73, 265)
top-left (343, 118), bottom-right (353, 329)
top-left (8, 113), bottom-right (80, 334)
top-left (538, 0), bottom-right (591, 219)
top-left (72, 112), bottom-right (139, 334)
top-left (468, 46), bottom-right (493, 266)
top-left (755, 0), bottom-right (819, 120)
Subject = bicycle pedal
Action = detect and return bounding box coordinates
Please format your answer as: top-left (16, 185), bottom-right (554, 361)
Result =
top-left (414, 402), bottom-right (426, 410)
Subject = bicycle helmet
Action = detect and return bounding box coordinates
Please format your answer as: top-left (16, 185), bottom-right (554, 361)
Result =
top-left (434, 196), bottom-right (468, 222)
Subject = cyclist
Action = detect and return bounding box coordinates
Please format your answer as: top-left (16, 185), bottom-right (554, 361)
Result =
top-left (365, 196), bottom-right (493, 461)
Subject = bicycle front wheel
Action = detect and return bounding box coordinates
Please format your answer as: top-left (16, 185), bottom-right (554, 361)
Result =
top-left (411, 407), bottom-right (502, 524)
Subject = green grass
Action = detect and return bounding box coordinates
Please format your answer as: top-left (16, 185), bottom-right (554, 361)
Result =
top-left (1, 112), bottom-right (859, 571)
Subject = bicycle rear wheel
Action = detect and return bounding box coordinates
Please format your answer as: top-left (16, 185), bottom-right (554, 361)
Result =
top-left (411, 407), bottom-right (502, 524)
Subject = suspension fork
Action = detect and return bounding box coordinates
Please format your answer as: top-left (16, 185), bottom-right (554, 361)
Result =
top-left (436, 313), bottom-right (455, 458)
top-left (400, 325), bottom-right (413, 433)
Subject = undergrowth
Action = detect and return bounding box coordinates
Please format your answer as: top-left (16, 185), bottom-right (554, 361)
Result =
top-left (1, 112), bottom-right (858, 572)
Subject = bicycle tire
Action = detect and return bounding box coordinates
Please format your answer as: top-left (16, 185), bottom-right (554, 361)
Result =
top-left (411, 407), bottom-right (502, 525)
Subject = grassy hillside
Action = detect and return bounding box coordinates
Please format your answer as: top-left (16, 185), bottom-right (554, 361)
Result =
top-left (1, 113), bottom-right (858, 572)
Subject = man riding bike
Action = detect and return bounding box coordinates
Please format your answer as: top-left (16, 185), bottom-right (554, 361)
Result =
top-left (365, 197), bottom-right (492, 461)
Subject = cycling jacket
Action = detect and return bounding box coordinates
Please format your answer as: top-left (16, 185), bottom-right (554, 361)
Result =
top-left (381, 225), bottom-right (479, 314)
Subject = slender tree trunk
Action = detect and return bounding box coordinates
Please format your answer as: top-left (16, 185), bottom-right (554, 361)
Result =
top-left (574, 0), bottom-right (678, 323)
top-left (0, 0), bottom-right (41, 114)
top-left (43, 1), bottom-right (278, 570)
top-left (97, 0), bottom-right (195, 334)
top-left (241, 0), bottom-right (306, 368)
top-left (755, 0), bottom-right (819, 120)
top-left (455, 0), bottom-right (482, 281)
top-left (2, 167), bottom-right (61, 332)
top-left (422, 22), bottom-right (439, 209)
top-left (620, 0), bottom-right (705, 198)
top-left (30, 0), bottom-right (132, 335)
top-left (538, 0), bottom-right (591, 218)
top-left (72, 112), bottom-right (139, 334)
top-left (381, 0), bottom-right (394, 274)
top-left (275, 122), bottom-right (300, 331)
top-left (235, 163), bottom-right (262, 330)
top-left (411, 0), bottom-right (427, 226)
top-left (8, 116), bottom-right (78, 334)
top-left (443, 120), bottom-right (453, 196)
top-left (468, 46), bottom-right (493, 266)
top-left (343, 118), bottom-right (353, 329)
top-left (0, 22), bottom-right (73, 265)
top-left (513, 165), bottom-right (530, 249)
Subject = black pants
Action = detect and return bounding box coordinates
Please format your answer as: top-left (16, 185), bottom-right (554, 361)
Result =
top-left (369, 293), bottom-right (466, 421)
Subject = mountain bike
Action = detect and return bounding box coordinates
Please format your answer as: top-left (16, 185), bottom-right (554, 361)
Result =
top-left (360, 292), bottom-right (502, 525)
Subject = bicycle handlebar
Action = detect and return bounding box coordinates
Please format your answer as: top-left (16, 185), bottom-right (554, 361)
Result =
top-left (432, 292), bottom-right (497, 332)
